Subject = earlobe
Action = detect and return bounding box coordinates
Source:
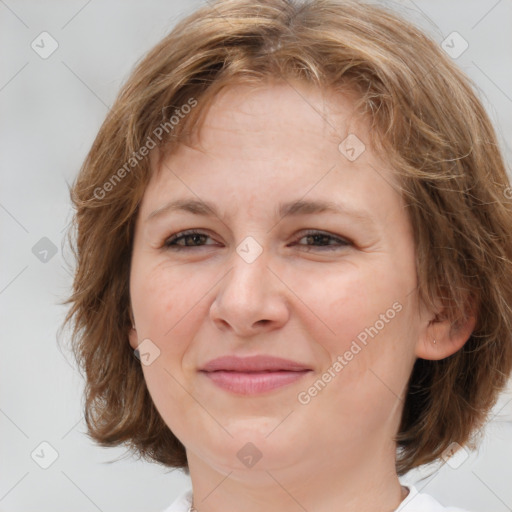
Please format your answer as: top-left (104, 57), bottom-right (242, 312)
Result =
top-left (128, 308), bottom-right (138, 350)
top-left (416, 312), bottom-right (477, 361)
top-left (128, 325), bottom-right (139, 350)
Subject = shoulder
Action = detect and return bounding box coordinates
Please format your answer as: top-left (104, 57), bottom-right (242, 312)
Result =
top-left (396, 485), bottom-right (473, 512)
top-left (161, 488), bottom-right (193, 512)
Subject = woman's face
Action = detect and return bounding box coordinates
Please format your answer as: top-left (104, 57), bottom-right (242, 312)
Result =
top-left (128, 81), bottom-right (432, 478)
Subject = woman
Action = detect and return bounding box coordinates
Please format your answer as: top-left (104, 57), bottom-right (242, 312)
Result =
top-left (63, 0), bottom-right (512, 510)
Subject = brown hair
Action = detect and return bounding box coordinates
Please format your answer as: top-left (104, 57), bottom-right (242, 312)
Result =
top-left (62, 0), bottom-right (512, 476)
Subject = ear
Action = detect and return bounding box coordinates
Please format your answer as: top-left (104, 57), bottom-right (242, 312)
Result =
top-left (415, 296), bottom-right (477, 361)
top-left (128, 309), bottom-right (139, 350)
top-left (128, 326), bottom-right (139, 350)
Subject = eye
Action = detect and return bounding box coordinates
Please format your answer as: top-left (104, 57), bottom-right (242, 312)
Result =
top-left (291, 229), bottom-right (351, 251)
top-left (163, 229), bottom-right (351, 251)
top-left (163, 229), bottom-right (217, 250)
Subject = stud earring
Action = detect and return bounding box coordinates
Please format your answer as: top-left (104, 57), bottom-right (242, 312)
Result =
top-left (433, 339), bottom-right (437, 344)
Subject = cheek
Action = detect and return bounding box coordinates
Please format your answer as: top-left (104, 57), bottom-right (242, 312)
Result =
top-left (129, 249), bottom-right (187, 424)
top-left (132, 263), bottom-right (204, 436)
top-left (312, 257), bottom-right (416, 382)
top-left (311, 260), bottom-right (397, 342)
top-left (131, 261), bottom-right (197, 356)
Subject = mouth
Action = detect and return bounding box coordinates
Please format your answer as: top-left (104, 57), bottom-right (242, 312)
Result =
top-left (199, 355), bottom-right (312, 395)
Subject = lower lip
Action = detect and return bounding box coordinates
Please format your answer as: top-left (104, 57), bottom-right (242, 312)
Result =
top-left (200, 370), bottom-right (311, 394)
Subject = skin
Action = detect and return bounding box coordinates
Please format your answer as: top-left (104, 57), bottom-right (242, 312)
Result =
top-left (128, 80), bottom-right (475, 512)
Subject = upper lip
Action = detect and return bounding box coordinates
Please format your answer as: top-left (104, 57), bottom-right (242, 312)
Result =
top-left (200, 355), bottom-right (312, 372)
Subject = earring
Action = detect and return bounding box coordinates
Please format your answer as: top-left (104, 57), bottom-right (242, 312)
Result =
top-left (132, 325), bottom-right (136, 330)
top-left (433, 339), bottom-right (437, 344)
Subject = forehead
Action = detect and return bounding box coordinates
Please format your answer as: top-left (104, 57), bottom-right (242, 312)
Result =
top-left (143, 81), bottom-right (403, 222)
top-left (188, 80), bottom-right (367, 156)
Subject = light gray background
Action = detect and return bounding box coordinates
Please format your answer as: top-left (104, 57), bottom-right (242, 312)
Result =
top-left (1, 0), bottom-right (511, 511)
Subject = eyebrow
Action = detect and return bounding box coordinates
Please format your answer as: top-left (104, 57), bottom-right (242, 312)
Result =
top-left (145, 198), bottom-right (375, 226)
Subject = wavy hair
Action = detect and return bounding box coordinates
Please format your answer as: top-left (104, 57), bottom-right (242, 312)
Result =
top-left (62, 0), bottom-right (512, 476)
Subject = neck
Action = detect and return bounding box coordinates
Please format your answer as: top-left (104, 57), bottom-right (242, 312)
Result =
top-left (185, 442), bottom-right (407, 512)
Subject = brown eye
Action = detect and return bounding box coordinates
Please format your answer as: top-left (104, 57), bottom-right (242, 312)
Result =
top-left (164, 230), bottom-right (215, 249)
top-left (163, 229), bottom-right (351, 252)
top-left (292, 230), bottom-right (351, 251)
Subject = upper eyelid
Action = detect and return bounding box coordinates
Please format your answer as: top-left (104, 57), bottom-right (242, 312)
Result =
top-left (164, 229), bottom-right (351, 246)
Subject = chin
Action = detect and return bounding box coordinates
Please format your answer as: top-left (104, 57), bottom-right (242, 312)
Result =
top-left (210, 425), bottom-right (305, 470)
top-left (204, 440), bottom-right (301, 475)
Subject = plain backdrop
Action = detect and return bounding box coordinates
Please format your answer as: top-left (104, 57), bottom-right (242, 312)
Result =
top-left (1, 0), bottom-right (511, 511)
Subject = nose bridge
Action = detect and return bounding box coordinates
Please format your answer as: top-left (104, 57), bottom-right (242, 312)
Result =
top-left (227, 235), bottom-right (271, 301)
top-left (210, 234), bottom-right (288, 332)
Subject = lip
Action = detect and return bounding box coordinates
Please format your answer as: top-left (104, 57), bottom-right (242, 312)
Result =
top-left (200, 355), bottom-right (311, 372)
top-left (199, 355), bottom-right (312, 395)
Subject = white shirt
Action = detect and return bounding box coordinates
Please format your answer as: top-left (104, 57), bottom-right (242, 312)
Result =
top-left (161, 485), bottom-right (471, 511)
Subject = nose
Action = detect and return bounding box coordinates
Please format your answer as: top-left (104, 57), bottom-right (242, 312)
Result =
top-left (209, 247), bottom-right (290, 337)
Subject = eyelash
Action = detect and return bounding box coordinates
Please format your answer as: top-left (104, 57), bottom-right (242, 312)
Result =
top-left (163, 229), bottom-right (351, 251)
